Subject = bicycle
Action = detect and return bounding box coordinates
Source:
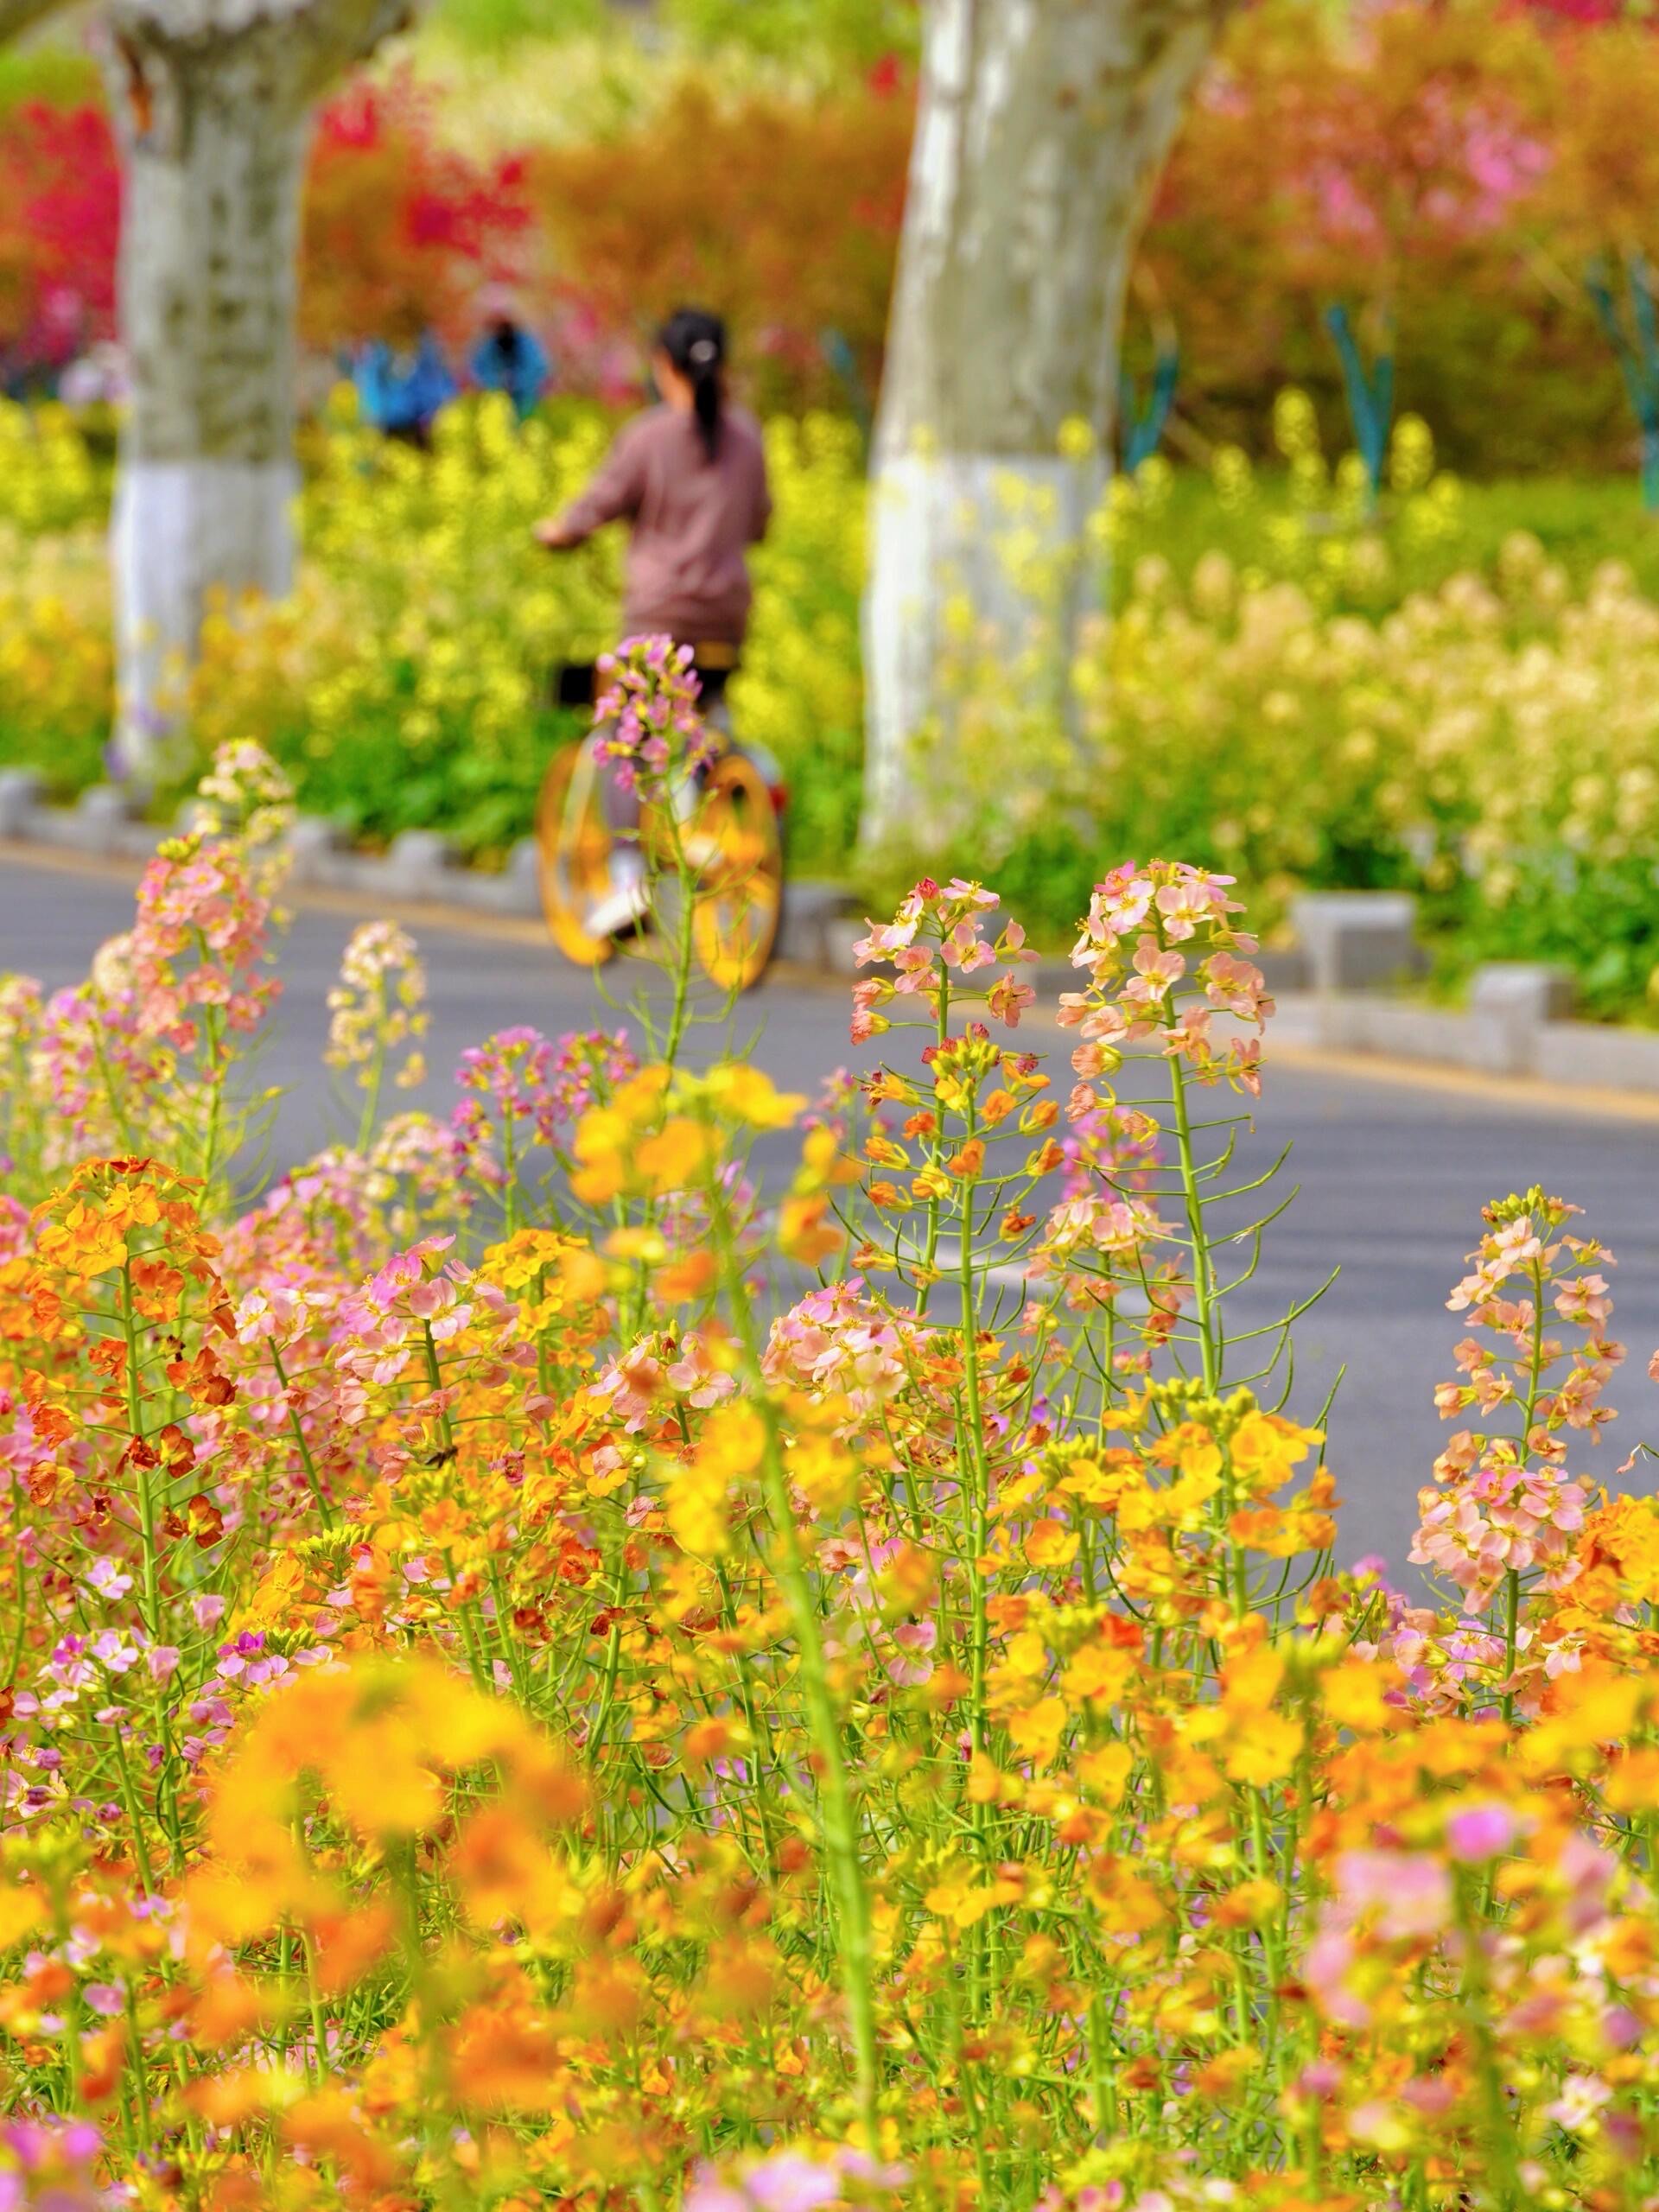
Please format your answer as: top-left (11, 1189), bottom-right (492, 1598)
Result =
top-left (534, 648), bottom-right (787, 994)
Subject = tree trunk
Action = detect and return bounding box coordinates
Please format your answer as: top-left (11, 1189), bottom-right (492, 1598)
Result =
top-left (103, 0), bottom-right (412, 782)
top-left (861, 0), bottom-right (1233, 849)
top-left (0, 0), bottom-right (73, 41)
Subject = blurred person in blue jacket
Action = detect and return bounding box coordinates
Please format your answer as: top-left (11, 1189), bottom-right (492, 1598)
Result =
top-left (351, 332), bottom-right (457, 444)
top-left (469, 286), bottom-right (551, 421)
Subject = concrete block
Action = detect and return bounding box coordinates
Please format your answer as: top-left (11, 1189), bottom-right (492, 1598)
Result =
top-left (426, 842), bottom-right (542, 919)
top-left (1318, 996), bottom-right (1481, 1070)
top-left (499, 837), bottom-right (544, 918)
top-left (1290, 890), bottom-right (1424, 993)
top-left (1257, 946), bottom-right (1311, 996)
top-left (0, 769), bottom-right (44, 839)
top-left (70, 784), bottom-right (137, 856)
top-left (1534, 1021), bottom-right (1659, 1096)
top-left (283, 815), bottom-right (343, 887)
top-left (383, 830), bottom-right (456, 900)
top-left (777, 880), bottom-right (855, 967)
top-left (1468, 963), bottom-right (1576, 1077)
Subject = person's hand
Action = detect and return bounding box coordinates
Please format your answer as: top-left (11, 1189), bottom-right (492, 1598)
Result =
top-left (533, 517), bottom-right (575, 551)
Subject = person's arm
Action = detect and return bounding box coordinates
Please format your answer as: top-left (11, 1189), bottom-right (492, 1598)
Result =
top-left (534, 422), bottom-right (646, 550)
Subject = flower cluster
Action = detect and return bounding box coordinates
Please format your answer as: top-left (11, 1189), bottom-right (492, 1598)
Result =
top-left (1411, 1187), bottom-right (1618, 1626)
top-left (3, 840), bottom-right (1659, 2211)
top-left (126, 836), bottom-right (278, 1060)
top-left (324, 918), bottom-right (428, 1101)
top-left (593, 632), bottom-right (720, 798)
top-left (190, 736), bottom-right (296, 882)
top-left (852, 874), bottom-right (1037, 1040)
top-left (1059, 859), bottom-right (1274, 1102)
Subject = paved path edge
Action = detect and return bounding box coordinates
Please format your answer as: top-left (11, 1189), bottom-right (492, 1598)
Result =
top-left (5, 790), bottom-right (1659, 1117)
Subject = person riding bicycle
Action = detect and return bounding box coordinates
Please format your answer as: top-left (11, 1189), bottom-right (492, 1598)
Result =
top-left (533, 307), bottom-right (772, 938)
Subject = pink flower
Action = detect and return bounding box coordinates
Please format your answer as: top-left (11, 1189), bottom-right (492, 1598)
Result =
top-left (988, 974), bottom-right (1036, 1027)
top-left (1445, 1804), bottom-right (1516, 1863)
top-left (1079, 863), bottom-right (1155, 944)
top-left (891, 946), bottom-right (938, 997)
top-left (1201, 950), bottom-right (1274, 1023)
top-left (1336, 1848), bottom-right (1452, 1939)
top-left (128, 838), bottom-right (280, 1056)
top-left (849, 980), bottom-right (890, 1044)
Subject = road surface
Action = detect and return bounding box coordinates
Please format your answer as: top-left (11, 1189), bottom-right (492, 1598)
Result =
top-left (4, 848), bottom-right (1657, 1581)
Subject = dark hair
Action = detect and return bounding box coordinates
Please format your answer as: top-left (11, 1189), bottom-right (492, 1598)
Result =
top-left (658, 306), bottom-right (726, 461)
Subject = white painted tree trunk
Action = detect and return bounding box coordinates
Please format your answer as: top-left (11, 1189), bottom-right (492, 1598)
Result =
top-left (111, 83), bottom-right (306, 777)
top-left (102, 0), bottom-right (414, 782)
top-left (861, 0), bottom-right (1234, 849)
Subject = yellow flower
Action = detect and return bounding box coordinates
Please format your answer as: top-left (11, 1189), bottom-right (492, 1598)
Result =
top-left (785, 1428), bottom-right (855, 1515)
top-left (1062, 1642), bottom-right (1134, 1707)
top-left (794, 1124), bottom-right (861, 1193)
top-left (1224, 1713), bottom-right (1303, 1788)
top-left (1024, 1519), bottom-right (1079, 1570)
top-left (636, 1116), bottom-right (720, 1195)
top-left (1230, 1410), bottom-right (1320, 1494)
top-left (690, 1063), bottom-right (805, 1130)
top-left (1007, 1695), bottom-right (1069, 1767)
top-left (1320, 1656), bottom-right (1396, 1733)
top-left (925, 1865), bottom-right (998, 1929)
top-left (1076, 1742), bottom-right (1134, 1804)
top-left (777, 1192), bottom-right (844, 1268)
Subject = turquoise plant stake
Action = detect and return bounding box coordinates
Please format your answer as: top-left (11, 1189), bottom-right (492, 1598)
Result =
top-left (1586, 251), bottom-right (1659, 514)
top-left (1324, 302), bottom-right (1394, 509)
top-left (1119, 340), bottom-right (1179, 474)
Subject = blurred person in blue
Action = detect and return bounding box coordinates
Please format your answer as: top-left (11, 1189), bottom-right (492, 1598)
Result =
top-left (351, 331), bottom-right (457, 444)
top-left (469, 285), bottom-right (551, 421)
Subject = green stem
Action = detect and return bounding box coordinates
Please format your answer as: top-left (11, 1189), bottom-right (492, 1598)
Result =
top-left (915, 971), bottom-right (950, 1319)
top-left (269, 1342), bottom-right (335, 1527)
top-left (355, 1033), bottom-right (386, 1155)
top-left (712, 1159), bottom-right (880, 2152)
top-left (1167, 1050), bottom-right (1220, 1394)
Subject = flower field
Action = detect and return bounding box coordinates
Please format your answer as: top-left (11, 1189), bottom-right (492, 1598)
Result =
top-left (0, 393), bottom-right (867, 877)
top-left (7, 393), bottom-right (1659, 1010)
top-left (2, 720), bottom-right (1659, 2209)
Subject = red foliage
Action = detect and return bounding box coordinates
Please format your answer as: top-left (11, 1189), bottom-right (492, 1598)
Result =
top-left (301, 72), bottom-right (533, 349)
top-left (1516, 0), bottom-right (1627, 19)
top-left (0, 102), bottom-right (119, 377)
top-left (0, 71), bottom-right (534, 381)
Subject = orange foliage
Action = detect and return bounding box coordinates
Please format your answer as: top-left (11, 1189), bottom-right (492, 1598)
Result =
top-left (526, 73), bottom-right (912, 413)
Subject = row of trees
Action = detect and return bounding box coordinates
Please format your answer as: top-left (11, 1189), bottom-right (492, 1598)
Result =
top-left (5, 0), bottom-right (1241, 835)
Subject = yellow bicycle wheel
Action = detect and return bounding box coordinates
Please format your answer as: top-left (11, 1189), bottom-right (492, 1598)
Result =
top-left (535, 741), bottom-right (615, 967)
top-left (690, 752), bottom-right (783, 993)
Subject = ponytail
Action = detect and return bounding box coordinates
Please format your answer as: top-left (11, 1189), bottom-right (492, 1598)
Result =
top-left (658, 306), bottom-right (726, 462)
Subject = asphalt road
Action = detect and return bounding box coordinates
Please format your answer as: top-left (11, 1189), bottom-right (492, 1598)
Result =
top-left (5, 848), bottom-right (1658, 1584)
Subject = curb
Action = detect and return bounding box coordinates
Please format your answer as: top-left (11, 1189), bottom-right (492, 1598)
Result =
top-left (1267, 994), bottom-right (1659, 1103)
top-left (0, 779), bottom-right (858, 969)
top-left (0, 772), bottom-right (858, 969)
top-left (5, 776), bottom-right (1659, 1103)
